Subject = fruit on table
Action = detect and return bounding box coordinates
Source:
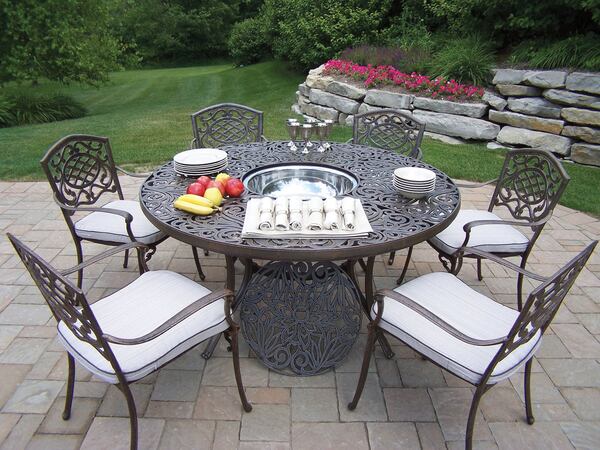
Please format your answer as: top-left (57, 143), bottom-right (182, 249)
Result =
top-left (173, 198), bottom-right (215, 216)
top-left (208, 180), bottom-right (225, 195)
top-left (186, 182), bottom-right (206, 196)
top-left (225, 178), bottom-right (244, 197)
top-left (178, 194), bottom-right (218, 209)
top-left (203, 186), bottom-right (223, 206)
top-left (197, 176), bottom-right (211, 187)
top-left (215, 172), bottom-right (231, 184)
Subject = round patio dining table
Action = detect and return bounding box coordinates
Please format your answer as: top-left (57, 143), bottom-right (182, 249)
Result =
top-left (140, 141), bottom-right (461, 375)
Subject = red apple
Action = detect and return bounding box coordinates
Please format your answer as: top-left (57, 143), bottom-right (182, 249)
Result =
top-left (207, 180), bottom-right (225, 195)
top-left (186, 182), bottom-right (206, 196)
top-left (225, 178), bottom-right (245, 197)
top-left (196, 176), bottom-right (211, 187)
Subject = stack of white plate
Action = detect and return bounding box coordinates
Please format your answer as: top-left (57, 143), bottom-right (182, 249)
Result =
top-left (173, 148), bottom-right (228, 177)
top-left (393, 167), bottom-right (436, 199)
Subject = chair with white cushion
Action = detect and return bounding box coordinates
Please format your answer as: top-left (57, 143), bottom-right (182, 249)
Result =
top-left (8, 234), bottom-right (252, 450)
top-left (348, 241), bottom-right (596, 450)
top-left (406, 148), bottom-right (569, 309)
top-left (41, 134), bottom-right (205, 288)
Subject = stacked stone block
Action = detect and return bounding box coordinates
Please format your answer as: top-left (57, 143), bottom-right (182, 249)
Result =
top-left (293, 65), bottom-right (600, 166)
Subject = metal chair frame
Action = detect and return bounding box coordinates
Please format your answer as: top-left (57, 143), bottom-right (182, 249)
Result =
top-left (349, 241), bottom-right (597, 450)
top-left (40, 135), bottom-right (204, 287)
top-left (8, 234), bottom-right (252, 450)
top-left (400, 148), bottom-right (570, 309)
top-left (352, 108), bottom-right (425, 270)
top-left (190, 103), bottom-right (265, 149)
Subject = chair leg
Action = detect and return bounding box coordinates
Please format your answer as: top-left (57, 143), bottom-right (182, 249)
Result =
top-left (229, 326), bottom-right (252, 412)
top-left (204, 249), bottom-right (209, 257)
top-left (75, 240), bottom-right (84, 289)
top-left (119, 383), bottom-right (138, 450)
top-left (358, 258), bottom-right (367, 272)
top-left (466, 384), bottom-right (487, 450)
top-left (524, 359), bottom-right (535, 425)
top-left (202, 334), bottom-right (221, 360)
top-left (123, 249), bottom-right (129, 269)
top-left (387, 251), bottom-right (396, 265)
top-left (191, 247), bottom-right (206, 281)
top-left (517, 254), bottom-right (529, 311)
top-left (348, 324), bottom-right (377, 410)
top-left (396, 246), bottom-right (413, 285)
top-left (62, 354), bottom-right (76, 420)
top-left (476, 257), bottom-right (483, 281)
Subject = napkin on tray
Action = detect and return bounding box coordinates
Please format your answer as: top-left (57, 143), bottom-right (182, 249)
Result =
top-left (341, 197), bottom-right (356, 230)
top-left (258, 197), bottom-right (274, 231)
top-left (323, 197), bottom-right (340, 230)
top-left (307, 198), bottom-right (323, 231)
top-left (289, 197), bottom-right (303, 231)
top-left (274, 197), bottom-right (289, 231)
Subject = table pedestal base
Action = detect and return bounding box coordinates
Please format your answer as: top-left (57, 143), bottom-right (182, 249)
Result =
top-left (239, 261), bottom-right (362, 376)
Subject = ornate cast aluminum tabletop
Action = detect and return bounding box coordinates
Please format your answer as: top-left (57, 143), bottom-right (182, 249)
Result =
top-left (140, 141), bottom-right (461, 375)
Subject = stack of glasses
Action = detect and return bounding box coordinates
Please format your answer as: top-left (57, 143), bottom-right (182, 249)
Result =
top-left (286, 118), bottom-right (334, 154)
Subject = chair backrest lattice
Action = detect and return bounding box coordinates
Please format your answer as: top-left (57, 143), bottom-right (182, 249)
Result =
top-left (191, 103), bottom-right (263, 148)
top-left (40, 135), bottom-right (123, 210)
top-left (8, 234), bottom-right (115, 364)
top-left (352, 109), bottom-right (424, 160)
top-left (484, 241), bottom-right (596, 382)
top-left (490, 149), bottom-right (570, 223)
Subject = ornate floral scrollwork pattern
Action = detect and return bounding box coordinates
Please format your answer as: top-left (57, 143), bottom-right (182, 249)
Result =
top-left (492, 149), bottom-right (570, 222)
top-left (239, 261), bottom-right (362, 375)
top-left (41, 136), bottom-right (119, 207)
top-left (353, 109), bottom-right (425, 159)
top-left (140, 141), bottom-right (460, 260)
top-left (191, 104), bottom-right (263, 148)
top-left (10, 238), bottom-right (110, 360)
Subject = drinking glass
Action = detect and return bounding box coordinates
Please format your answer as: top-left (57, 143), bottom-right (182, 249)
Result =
top-left (301, 124), bottom-right (313, 154)
top-left (287, 120), bottom-right (300, 152)
top-left (316, 122), bottom-right (328, 152)
top-left (323, 119), bottom-right (334, 150)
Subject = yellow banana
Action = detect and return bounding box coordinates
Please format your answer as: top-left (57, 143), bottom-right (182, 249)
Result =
top-left (178, 194), bottom-right (216, 209)
top-left (173, 199), bottom-right (215, 216)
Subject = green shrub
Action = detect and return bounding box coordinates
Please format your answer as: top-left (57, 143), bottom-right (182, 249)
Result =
top-left (509, 34), bottom-right (600, 71)
top-left (228, 16), bottom-right (271, 66)
top-left (7, 93), bottom-right (86, 126)
top-left (0, 95), bottom-right (16, 128)
top-left (428, 36), bottom-right (495, 85)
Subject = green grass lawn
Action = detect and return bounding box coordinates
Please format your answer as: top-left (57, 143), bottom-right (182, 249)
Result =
top-left (1, 61), bottom-right (598, 216)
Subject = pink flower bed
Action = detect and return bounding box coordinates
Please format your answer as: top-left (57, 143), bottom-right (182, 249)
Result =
top-left (323, 59), bottom-right (484, 101)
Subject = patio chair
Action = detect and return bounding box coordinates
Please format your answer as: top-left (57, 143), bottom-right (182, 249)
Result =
top-left (418, 148), bottom-right (570, 309)
top-left (348, 240), bottom-right (597, 450)
top-left (352, 108), bottom-right (425, 267)
top-left (190, 102), bottom-right (265, 149)
top-left (8, 234), bottom-right (252, 450)
top-left (40, 134), bottom-right (205, 288)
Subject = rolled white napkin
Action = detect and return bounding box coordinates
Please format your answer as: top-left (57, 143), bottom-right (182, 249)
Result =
top-left (323, 197), bottom-right (340, 230)
top-left (289, 197), bottom-right (303, 231)
top-left (258, 197), bottom-right (274, 231)
top-left (307, 197), bottom-right (323, 231)
top-left (341, 197), bottom-right (356, 231)
top-left (274, 197), bottom-right (289, 231)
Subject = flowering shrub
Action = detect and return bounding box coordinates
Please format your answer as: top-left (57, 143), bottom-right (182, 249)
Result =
top-left (323, 59), bottom-right (484, 101)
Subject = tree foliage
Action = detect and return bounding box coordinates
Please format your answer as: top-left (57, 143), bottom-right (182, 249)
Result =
top-left (0, 0), bottom-right (122, 85)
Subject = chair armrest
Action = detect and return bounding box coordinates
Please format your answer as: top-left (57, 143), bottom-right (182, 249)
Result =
top-left (455, 247), bottom-right (548, 282)
top-left (261, 135), bottom-right (268, 142)
top-left (378, 289), bottom-right (507, 346)
top-left (54, 195), bottom-right (133, 223)
top-left (116, 166), bottom-right (150, 178)
top-left (60, 242), bottom-right (150, 276)
top-left (454, 178), bottom-right (498, 189)
top-left (103, 289), bottom-right (234, 345)
top-left (190, 138), bottom-right (197, 149)
top-left (463, 216), bottom-right (550, 234)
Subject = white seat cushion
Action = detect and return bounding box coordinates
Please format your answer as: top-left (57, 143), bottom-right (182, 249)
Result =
top-left (373, 272), bottom-right (541, 385)
top-left (429, 210), bottom-right (529, 255)
top-left (74, 199), bottom-right (166, 245)
top-left (57, 270), bottom-right (228, 383)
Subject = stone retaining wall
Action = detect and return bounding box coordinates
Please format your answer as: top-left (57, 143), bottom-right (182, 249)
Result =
top-left (292, 66), bottom-right (600, 166)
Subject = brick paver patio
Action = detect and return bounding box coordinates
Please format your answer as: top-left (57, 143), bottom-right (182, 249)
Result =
top-left (0, 177), bottom-right (599, 449)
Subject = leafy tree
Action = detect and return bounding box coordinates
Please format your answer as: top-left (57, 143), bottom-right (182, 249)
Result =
top-left (0, 0), bottom-right (122, 85)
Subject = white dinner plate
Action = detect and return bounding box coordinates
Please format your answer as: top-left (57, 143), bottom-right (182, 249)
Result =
top-left (393, 167), bottom-right (436, 182)
top-left (173, 148), bottom-right (228, 165)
